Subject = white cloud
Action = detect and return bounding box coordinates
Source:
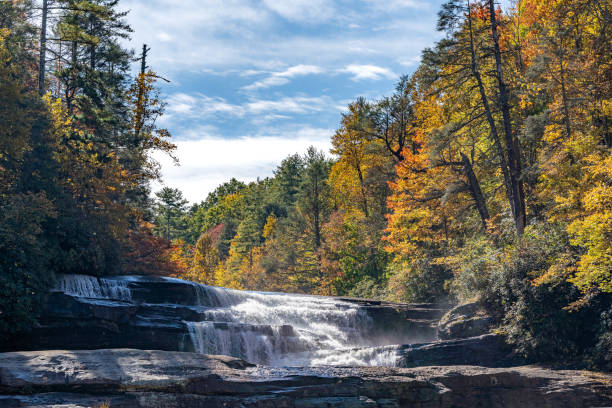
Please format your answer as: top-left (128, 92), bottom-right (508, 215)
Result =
top-left (165, 93), bottom-right (333, 122)
top-left (398, 55), bottom-right (422, 67)
top-left (261, 0), bottom-right (335, 23)
top-left (166, 93), bottom-right (243, 117)
top-left (152, 128), bottom-right (333, 202)
top-left (243, 64), bottom-right (324, 91)
top-left (156, 32), bottom-right (173, 42)
top-left (362, 0), bottom-right (429, 11)
top-left (246, 96), bottom-right (330, 114)
top-left (120, 0), bottom-right (440, 73)
top-left (341, 64), bottom-right (396, 81)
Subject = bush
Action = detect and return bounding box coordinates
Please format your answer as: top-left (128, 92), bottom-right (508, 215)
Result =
top-left (347, 277), bottom-right (386, 299)
top-left (0, 193), bottom-right (56, 337)
top-left (590, 306), bottom-right (612, 371)
top-left (386, 258), bottom-right (452, 303)
top-left (450, 223), bottom-right (612, 366)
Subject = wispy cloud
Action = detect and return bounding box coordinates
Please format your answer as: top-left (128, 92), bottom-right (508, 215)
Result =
top-left (121, 0), bottom-right (440, 72)
top-left (341, 64), bottom-right (396, 81)
top-left (166, 93), bottom-right (243, 117)
top-left (246, 96), bottom-right (331, 114)
top-left (165, 93), bottom-right (335, 122)
top-left (243, 65), bottom-right (324, 91)
top-left (362, 0), bottom-right (430, 12)
top-left (261, 0), bottom-right (335, 23)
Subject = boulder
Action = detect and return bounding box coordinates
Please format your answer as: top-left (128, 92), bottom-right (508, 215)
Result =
top-left (437, 302), bottom-right (495, 340)
top-left (397, 334), bottom-right (521, 368)
top-left (0, 349), bottom-right (610, 408)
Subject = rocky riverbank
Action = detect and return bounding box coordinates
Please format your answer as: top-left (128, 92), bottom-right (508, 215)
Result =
top-left (2, 275), bottom-right (610, 407)
top-left (1, 348), bottom-right (610, 408)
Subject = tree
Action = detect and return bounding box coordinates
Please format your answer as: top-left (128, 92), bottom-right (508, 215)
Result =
top-left (297, 147), bottom-right (332, 249)
top-left (154, 187), bottom-right (188, 241)
top-left (0, 24), bottom-right (57, 336)
top-left (436, 0), bottom-right (526, 234)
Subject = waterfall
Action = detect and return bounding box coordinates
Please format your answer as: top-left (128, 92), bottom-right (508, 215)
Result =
top-left (53, 274), bottom-right (407, 367)
top-left (54, 274), bottom-right (131, 301)
top-left (184, 283), bottom-right (401, 366)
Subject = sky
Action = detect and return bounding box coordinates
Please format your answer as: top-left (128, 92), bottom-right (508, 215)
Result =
top-left (118, 0), bottom-right (447, 203)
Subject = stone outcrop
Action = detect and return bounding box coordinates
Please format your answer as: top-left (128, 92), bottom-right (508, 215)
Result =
top-left (397, 334), bottom-right (520, 368)
top-left (339, 298), bottom-right (448, 345)
top-left (1, 276), bottom-right (444, 356)
top-left (437, 302), bottom-right (495, 340)
top-left (1, 349), bottom-right (610, 408)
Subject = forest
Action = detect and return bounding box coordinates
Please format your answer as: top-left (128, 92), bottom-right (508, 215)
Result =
top-left (0, 0), bottom-right (610, 369)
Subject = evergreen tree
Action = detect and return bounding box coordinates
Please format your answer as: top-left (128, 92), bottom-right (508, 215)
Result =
top-left (154, 187), bottom-right (188, 241)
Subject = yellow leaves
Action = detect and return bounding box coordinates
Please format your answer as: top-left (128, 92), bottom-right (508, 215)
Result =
top-left (262, 214), bottom-right (277, 239)
top-left (568, 212), bottom-right (612, 293)
top-left (564, 151), bottom-right (612, 294)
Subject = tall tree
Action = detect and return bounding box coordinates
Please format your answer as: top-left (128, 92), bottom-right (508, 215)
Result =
top-left (154, 187), bottom-right (188, 241)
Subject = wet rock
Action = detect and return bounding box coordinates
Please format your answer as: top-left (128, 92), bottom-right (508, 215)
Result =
top-left (1, 276), bottom-right (444, 355)
top-left (437, 302), bottom-right (495, 340)
top-left (397, 334), bottom-right (521, 368)
top-left (0, 349), bottom-right (610, 408)
top-left (0, 292), bottom-right (194, 353)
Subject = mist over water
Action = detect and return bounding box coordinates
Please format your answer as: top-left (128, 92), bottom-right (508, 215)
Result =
top-left (54, 275), bottom-right (407, 367)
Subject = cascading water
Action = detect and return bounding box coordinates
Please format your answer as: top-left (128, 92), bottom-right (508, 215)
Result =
top-left (185, 283), bottom-right (401, 366)
top-left (54, 274), bottom-right (132, 301)
top-left (53, 275), bottom-right (409, 367)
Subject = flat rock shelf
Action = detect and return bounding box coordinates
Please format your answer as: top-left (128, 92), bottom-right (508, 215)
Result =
top-left (1, 349), bottom-right (611, 408)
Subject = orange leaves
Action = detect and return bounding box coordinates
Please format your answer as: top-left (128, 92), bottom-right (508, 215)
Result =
top-left (122, 223), bottom-right (188, 276)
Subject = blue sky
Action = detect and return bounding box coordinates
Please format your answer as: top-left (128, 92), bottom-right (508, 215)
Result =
top-left (119, 0), bottom-right (447, 202)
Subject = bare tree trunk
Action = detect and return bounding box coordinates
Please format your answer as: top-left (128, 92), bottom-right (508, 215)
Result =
top-left (488, 0), bottom-right (526, 234)
top-left (467, 0), bottom-right (514, 226)
top-left (356, 165), bottom-right (370, 218)
top-left (89, 16), bottom-right (96, 69)
top-left (559, 59), bottom-right (572, 141)
top-left (38, 0), bottom-right (48, 95)
top-left (134, 44), bottom-right (149, 140)
top-left (461, 152), bottom-right (490, 229)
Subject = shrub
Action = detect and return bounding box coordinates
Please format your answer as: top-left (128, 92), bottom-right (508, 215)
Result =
top-left (450, 223), bottom-right (612, 366)
top-left (386, 258), bottom-right (452, 303)
top-left (348, 277), bottom-right (386, 299)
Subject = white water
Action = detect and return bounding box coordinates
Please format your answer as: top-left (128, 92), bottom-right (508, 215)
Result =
top-left (54, 274), bottom-right (404, 367)
top-left (186, 283), bottom-right (402, 366)
top-left (54, 274), bottom-right (131, 301)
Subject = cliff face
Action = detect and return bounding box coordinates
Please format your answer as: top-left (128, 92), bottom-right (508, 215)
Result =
top-left (1, 349), bottom-right (610, 408)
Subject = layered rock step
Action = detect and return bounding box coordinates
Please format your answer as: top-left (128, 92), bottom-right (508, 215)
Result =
top-left (3, 275), bottom-right (448, 366)
top-left (0, 349), bottom-right (610, 408)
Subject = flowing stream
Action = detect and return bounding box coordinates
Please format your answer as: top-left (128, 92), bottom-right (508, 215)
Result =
top-left (54, 274), bottom-right (408, 366)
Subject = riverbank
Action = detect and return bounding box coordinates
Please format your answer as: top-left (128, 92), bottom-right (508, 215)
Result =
top-left (1, 348), bottom-right (610, 408)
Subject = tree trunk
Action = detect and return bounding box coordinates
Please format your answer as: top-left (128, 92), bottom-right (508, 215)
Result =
top-left (461, 152), bottom-right (490, 229)
top-left (467, 0), bottom-right (514, 227)
top-left (38, 0), bottom-right (48, 96)
top-left (166, 211), bottom-right (171, 242)
top-left (559, 59), bottom-right (572, 141)
top-left (313, 177), bottom-right (321, 248)
top-left (134, 44), bottom-right (150, 140)
top-left (488, 0), bottom-right (526, 234)
top-left (353, 155), bottom-right (369, 218)
top-left (89, 16), bottom-right (96, 69)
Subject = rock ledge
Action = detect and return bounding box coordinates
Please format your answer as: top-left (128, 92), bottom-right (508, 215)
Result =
top-left (1, 349), bottom-right (610, 408)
